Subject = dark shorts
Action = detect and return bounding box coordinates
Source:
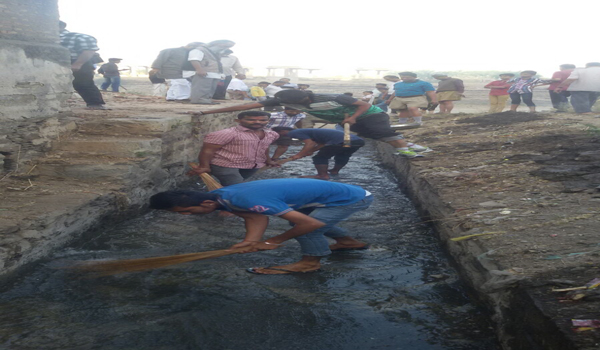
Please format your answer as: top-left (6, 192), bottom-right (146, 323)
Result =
top-left (350, 112), bottom-right (403, 141)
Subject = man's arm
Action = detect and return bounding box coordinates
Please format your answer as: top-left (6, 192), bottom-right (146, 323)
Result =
top-left (71, 50), bottom-right (96, 71)
top-left (228, 211), bottom-right (270, 247)
top-left (555, 78), bottom-right (577, 92)
top-left (191, 143), bottom-right (223, 174)
top-left (190, 60), bottom-right (207, 77)
top-left (343, 100), bottom-right (372, 125)
top-left (294, 120), bottom-right (303, 128)
top-left (426, 90), bottom-right (438, 103)
top-left (232, 210), bottom-right (327, 252)
top-left (291, 139), bottom-right (322, 160)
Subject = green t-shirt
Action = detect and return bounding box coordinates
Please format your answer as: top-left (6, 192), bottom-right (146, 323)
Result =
top-left (260, 94), bottom-right (384, 123)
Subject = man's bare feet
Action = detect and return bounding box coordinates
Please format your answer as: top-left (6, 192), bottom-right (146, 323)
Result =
top-left (299, 174), bottom-right (330, 180)
top-left (247, 261), bottom-right (321, 275)
top-left (328, 169), bottom-right (340, 175)
top-left (329, 237), bottom-right (368, 251)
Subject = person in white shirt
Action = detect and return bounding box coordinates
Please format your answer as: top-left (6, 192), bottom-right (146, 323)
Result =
top-left (188, 40), bottom-right (235, 105)
top-left (556, 62), bottom-right (600, 114)
top-left (265, 81), bottom-right (286, 97)
top-left (214, 49), bottom-right (245, 99)
top-left (226, 74), bottom-right (250, 100)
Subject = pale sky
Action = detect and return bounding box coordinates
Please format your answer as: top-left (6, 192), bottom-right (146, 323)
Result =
top-left (58, 0), bottom-right (598, 78)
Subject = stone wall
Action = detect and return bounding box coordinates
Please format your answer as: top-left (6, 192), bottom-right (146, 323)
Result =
top-left (0, 0), bottom-right (73, 171)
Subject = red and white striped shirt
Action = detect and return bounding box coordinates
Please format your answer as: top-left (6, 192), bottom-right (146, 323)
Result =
top-left (203, 125), bottom-right (279, 169)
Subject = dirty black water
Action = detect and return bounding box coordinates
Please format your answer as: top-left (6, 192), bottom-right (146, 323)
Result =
top-left (0, 142), bottom-right (500, 350)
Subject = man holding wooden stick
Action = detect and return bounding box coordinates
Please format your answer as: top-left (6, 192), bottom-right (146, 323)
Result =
top-left (272, 127), bottom-right (365, 180)
top-left (189, 111), bottom-right (280, 186)
top-left (194, 90), bottom-right (425, 158)
top-left (149, 179), bottom-right (373, 275)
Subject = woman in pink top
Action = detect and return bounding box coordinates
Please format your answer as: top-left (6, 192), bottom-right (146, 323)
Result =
top-left (484, 73), bottom-right (514, 113)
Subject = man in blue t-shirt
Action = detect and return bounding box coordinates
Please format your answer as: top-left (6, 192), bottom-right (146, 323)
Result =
top-left (386, 72), bottom-right (438, 125)
top-left (272, 127), bottom-right (365, 180)
top-left (149, 179), bottom-right (373, 275)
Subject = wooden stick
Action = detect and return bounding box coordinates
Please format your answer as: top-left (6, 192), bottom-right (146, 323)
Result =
top-left (68, 247), bottom-right (246, 276)
top-left (343, 123), bottom-right (351, 148)
top-left (188, 162), bottom-right (223, 190)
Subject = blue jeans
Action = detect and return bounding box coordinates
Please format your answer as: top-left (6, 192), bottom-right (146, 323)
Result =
top-left (570, 91), bottom-right (600, 113)
top-left (101, 76), bottom-right (121, 92)
top-left (293, 195), bottom-right (374, 256)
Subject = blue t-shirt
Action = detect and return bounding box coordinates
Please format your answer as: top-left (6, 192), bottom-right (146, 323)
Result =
top-left (212, 179), bottom-right (368, 216)
top-left (287, 128), bottom-right (362, 145)
top-left (393, 80), bottom-right (435, 96)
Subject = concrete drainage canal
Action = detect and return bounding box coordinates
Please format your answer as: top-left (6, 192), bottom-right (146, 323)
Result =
top-left (0, 142), bottom-right (500, 350)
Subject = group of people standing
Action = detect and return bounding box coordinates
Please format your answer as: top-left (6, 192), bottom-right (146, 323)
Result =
top-left (483, 63), bottom-right (600, 114)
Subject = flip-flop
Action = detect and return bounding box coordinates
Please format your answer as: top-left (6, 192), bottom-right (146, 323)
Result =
top-left (330, 245), bottom-right (370, 252)
top-left (246, 267), bottom-right (321, 275)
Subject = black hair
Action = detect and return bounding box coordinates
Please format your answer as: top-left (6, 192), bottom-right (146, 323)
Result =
top-left (378, 87), bottom-right (389, 90)
top-left (500, 73), bottom-right (515, 76)
top-left (560, 64), bottom-right (576, 69)
top-left (298, 84), bottom-right (310, 87)
top-left (149, 190), bottom-right (219, 210)
top-left (586, 62), bottom-right (600, 67)
top-left (237, 111), bottom-right (271, 119)
top-left (272, 126), bottom-right (294, 132)
top-left (258, 81), bottom-right (270, 84)
top-left (274, 90), bottom-right (311, 104)
top-left (343, 92), bottom-right (353, 96)
top-left (363, 91), bottom-right (373, 93)
top-left (283, 106), bottom-right (300, 111)
top-left (398, 72), bottom-right (417, 77)
top-left (521, 70), bottom-right (537, 75)
top-left (375, 83), bottom-right (387, 86)
top-left (273, 81), bottom-right (286, 84)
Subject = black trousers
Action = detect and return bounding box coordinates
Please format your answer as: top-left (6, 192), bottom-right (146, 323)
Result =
top-left (72, 61), bottom-right (105, 106)
top-left (312, 140), bottom-right (365, 166)
top-left (212, 75), bottom-right (232, 100)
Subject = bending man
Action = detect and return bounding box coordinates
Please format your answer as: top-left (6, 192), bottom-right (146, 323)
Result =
top-left (150, 179), bottom-right (373, 274)
top-left (273, 127), bottom-right (365, 180)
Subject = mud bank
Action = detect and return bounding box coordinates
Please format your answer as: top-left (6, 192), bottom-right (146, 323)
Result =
top-left (376, 111), bottom-right (600, 350)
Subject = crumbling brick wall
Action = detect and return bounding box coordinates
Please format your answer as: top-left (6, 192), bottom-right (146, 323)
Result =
top-left (0, 0), bottom-right (74, 172)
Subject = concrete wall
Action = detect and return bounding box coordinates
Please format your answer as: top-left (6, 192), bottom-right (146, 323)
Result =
top-left (0, 0), bottom-right (73, 171)
top-left (0, 112), bottom-right (239, 277)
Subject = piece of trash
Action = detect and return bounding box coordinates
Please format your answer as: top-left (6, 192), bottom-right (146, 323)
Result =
top-left (552, 278), bottom-right (600, 292)
top-left (572, 319), bottom-right (600, 328)
top-left (550, 234), bottom-right (558, 237)
top-left (499, 210), bottom-right (511, 215)
top-left (544, 255), bottom-right (563, 260)
top-left (451, 231), bottom-right (505, 242)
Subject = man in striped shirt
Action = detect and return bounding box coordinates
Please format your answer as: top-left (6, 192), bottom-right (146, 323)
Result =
top-left (189, 111), bottom-right (280, 186)
top-left (265, 107), bottom-right (306, 160)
